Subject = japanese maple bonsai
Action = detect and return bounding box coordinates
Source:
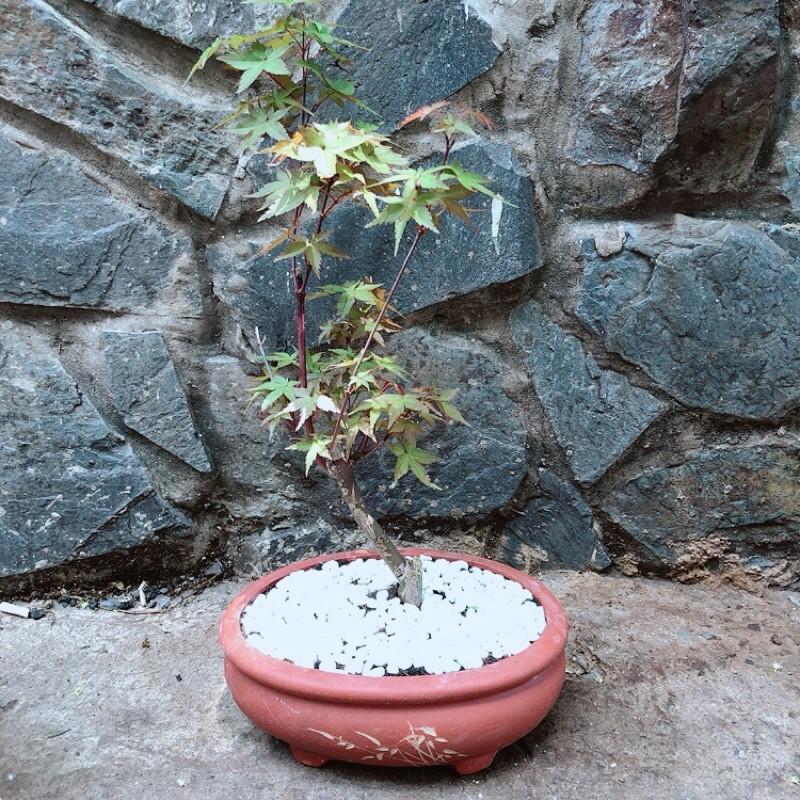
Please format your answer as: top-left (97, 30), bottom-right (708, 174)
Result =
top-left (192, 0), bottom-right (568, 773)
top-left (191, 0), bottom-right (497, 605)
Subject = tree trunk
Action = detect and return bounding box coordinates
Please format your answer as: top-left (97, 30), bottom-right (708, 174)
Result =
top-left (328, 459), bottom-right (423, 607)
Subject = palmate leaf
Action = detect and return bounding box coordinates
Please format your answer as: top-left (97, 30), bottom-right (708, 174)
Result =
top-left (250, 169), bottom-right (320, 217)
top-left (445, 162), bottom-right (495, 197)
top-left (318, 347), bottom-right (364, 371)
top-left (366, 168), bottom-right (446, 252)
top-left (348, 142), bottom-right (405, 174)
top-left (316, 239), bottom-right (350, 259)
top-left (265, 351), bottom-right (298, 369)
top-left (185, 19), bottom-right (301, 83)
top-left (351, 393), bottom-right (426, 430)
top-left (282, 389), bottom-right (338, 431)
top-left (219, 85), bottom-right (302, 131)
top-left (300, 60), bottom-right (355, 97)
top-left (229, 107), bottom-right (288, 146)
top-left (347, 370), bottom-right (379, 391)
top-left (219, 43), bottom-right (292, 93)
top-left (310, 280), bottom-right (383, 318)
top-left (365, 353), bottom-right (406, 377)
top-left (297, 144), bottom-right (337, 179)
top-left (300, 123), bottom-right (371, 176)
top-left (388, 441), bottom-right (440, 489)
top-left (288, 434), bottom-right (332, 476)
top-left (252, 374), bottom-right (297, 410)
top-left (366, 162), bottom-right (497, 252)
top-left (305, 350), bottom-right (326, 378)
top-left (274, 233), bottom-right (349, 277)
top-left (434, 388), bottom-right (467, 425)
top-left (186, 37), bottom-right (222, 82)
top-left (272, 122), bottom-right (407, 180)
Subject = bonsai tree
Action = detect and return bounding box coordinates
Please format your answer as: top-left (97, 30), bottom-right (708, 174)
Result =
top-left (191, 0), bottom-right (495, 605)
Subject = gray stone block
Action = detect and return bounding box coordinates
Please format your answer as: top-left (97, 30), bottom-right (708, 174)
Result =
top-left (571, 0), bottom-right (779, 194)
top-left (87, 0), bottom-right (279, 49)
top-left (103, 331), bottom-right (212, 472)
top-left (499, 471), bottom-right (611, 572)
top-left (0, 0), bottom-right (236, 218)
top-left (577, 219), bottom-right (800, 419)
top-left (600, 445), bottom-right (800, 585)
top-left (0, 323), bottom-right (191, 579)
top-left (334, 0), bottom-right (500, 130)
top-left (0, 128), bottom-right (192, 311)
top-left (199, 354), bottom-right (286, 492)
top-left (782, 144), bottom-right (800, 216)
top-left (510, 301), bottom-right (665, 484)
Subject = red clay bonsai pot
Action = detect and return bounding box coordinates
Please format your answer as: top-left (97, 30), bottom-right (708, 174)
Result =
top-left (220, 547), bottom-right (569, 775)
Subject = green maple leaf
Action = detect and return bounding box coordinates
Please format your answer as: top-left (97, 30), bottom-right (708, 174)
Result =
top-left (283, 389), bottom-right (338, 431)
top-left (219, 44), bottom-right (292, 93)
top-left (388, 442), bottom-right (440, 489)
top-left (313, 281), bottom-right (382, 317)
top-left (288, 435), bottom-right (332, 475)
top-left (365, 353), bottom-right (406, 377)
top-left (252, 375), bottom-right (297, 410)
top-left (250, 169), bottom-right (320, 218)
top-left (229, 108), bottom-right (288, 146)
top-left (286, 122), bottom-right (400, 179)
top-left (435, 389), bottom-right (467, 425)
top-left (446, 162), bottom-right (495, 197)
top-left (266, 351), bottom-right (298, 369)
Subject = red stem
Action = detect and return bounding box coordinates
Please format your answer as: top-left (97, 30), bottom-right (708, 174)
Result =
top-left (442, 134), bottom-right (452, 164)
top-left (322, 187), bottom-right (355, 215)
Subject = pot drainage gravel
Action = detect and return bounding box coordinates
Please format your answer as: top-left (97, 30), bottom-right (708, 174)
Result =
top-left (240, 555), bottom-right (546, 675)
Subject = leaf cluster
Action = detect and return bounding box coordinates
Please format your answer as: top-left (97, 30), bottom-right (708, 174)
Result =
top-left (189, 2), bottom-right (364, 144)
top-left (250, 281), bottom-right (464, 486)
top-left (191, 1), bottom-right (495, 490)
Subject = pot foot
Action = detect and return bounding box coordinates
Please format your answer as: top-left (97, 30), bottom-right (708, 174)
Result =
top-left (290, 745), bottom-right (328, 768)
top-left (452, 752), bottom-right (497, 775)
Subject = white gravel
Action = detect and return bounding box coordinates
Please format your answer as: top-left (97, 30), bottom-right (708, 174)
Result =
top-left (241, 556), bottom-right (546, 675)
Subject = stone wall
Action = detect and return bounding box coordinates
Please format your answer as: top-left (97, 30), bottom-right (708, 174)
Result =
top-left (2, 0), bottom-right (799, 592)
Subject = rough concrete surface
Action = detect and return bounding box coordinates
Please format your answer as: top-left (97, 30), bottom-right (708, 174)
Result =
top-left (1, 573), bottom-right (798, 800)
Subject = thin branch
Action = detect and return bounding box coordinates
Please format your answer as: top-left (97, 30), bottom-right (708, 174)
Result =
top-left (253, 326), bottom-right (273, 378)
top-left (328, 226), bottom-right (425, 449)
top-left (300, 178), bottom-right (335, 293)
top-left (322, 186), bottom-right (356, 215)
top-left (442, 133), bottom-right (453, 164)
top-left (311, 92), bottom-right (332, 113)
top-left (315, 178), bottom-right (335, 233)
top-left (300, 25), bottom-right (309, 126)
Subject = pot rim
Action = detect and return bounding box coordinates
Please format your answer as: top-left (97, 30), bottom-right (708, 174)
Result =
top-left (220, 547), bottom-right (569, 705)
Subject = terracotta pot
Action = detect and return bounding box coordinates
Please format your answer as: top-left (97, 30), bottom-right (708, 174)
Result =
top-left (220, 547), bottom-right (568, 775)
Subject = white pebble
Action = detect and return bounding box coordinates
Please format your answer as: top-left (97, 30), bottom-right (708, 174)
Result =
top-left (241, 557), bottom-right (547, 676)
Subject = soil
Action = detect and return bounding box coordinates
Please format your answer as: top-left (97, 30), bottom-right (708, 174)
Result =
top-left (1, 572), bottom-right (798, 800)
